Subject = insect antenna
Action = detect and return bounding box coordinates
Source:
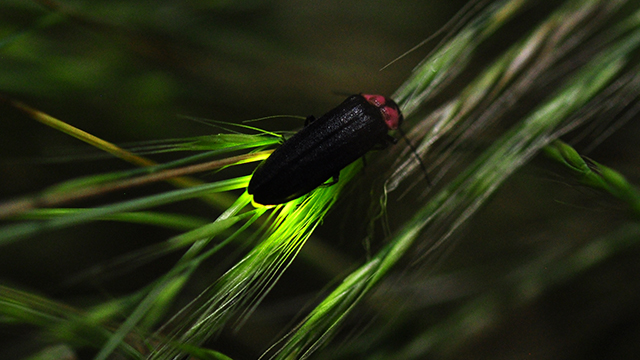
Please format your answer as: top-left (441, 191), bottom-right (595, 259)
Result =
top-left (397, 127), bottom-right (431, 186)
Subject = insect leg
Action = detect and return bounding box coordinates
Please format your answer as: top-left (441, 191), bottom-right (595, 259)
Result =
top-left (304, 115), bottom-right (317, 126)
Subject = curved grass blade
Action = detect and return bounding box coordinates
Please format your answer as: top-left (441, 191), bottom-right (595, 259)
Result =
top-left (268, 0), bottom-right (640, 357)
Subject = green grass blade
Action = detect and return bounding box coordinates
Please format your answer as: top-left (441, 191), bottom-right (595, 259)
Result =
top-left (269, 0), bottom-right (640, 357)
top-left (149, 164), bottom-right (361, 360)
top-left (0, 176), bottom-right (249, 245)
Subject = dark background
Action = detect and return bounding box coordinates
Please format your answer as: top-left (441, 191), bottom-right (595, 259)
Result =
top-left (1, 1), bottom-right (640, 359)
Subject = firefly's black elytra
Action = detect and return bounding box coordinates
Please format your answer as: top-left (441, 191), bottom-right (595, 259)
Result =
top-left (248, 94), bottom-right (403, 205)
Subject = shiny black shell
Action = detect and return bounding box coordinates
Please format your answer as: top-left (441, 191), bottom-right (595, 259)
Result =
top-left (248, 94), bottom-right (402, 205)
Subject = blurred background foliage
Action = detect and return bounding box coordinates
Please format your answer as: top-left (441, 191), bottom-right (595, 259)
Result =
top-left (0, 0), bottom-right (460, 288)
top-left (1, 0), bottom-right (640, 359)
